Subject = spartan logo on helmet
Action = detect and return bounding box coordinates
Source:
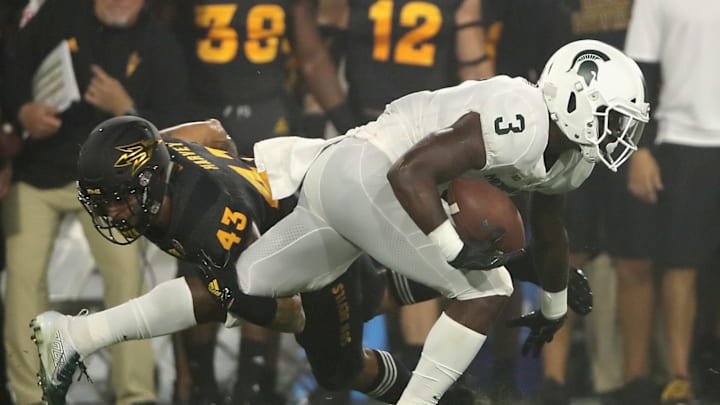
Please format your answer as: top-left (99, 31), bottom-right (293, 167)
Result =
top-left (113, 138), bottom-right (160, 176)
top-left (567, 50), bottom-right (610, 86)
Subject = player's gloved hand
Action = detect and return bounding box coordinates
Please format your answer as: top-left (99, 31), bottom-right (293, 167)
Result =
top-left (568, 266), bottom-right (593, 316)
top-left (506, 311), bottom-right (566, 357)
top-left (449, 231), bottom-right (525, 271)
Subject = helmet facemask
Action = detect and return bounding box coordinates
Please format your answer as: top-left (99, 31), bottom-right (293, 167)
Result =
top-left (591, 102), bottom-right (647, 171)
top-left (79, 165), bottom-right (169, 245)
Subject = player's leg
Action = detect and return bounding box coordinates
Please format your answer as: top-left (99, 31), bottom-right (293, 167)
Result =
top-left (391, 300), bottom-right (440, 369)
top-left (300, 256), bottom-right (477, 405)
top-left (172, 260), bottom-right (222, 405)
top-left (30, 273), bottom-right (226, 401)
top-left (68, 273), bottom-right (226, 353)
top-left (306, 139), bottom-right (514, 402)
top-left (298, 257), bottom-right (406, 404)
top-left (237, 138), bottom-right (513, 401)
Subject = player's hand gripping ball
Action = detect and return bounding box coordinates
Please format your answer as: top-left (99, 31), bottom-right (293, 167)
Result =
top-left (444, 179), bottom-right (526, 270)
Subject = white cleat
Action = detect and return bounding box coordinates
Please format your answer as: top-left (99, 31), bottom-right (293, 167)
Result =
top-left (29, 310), bottom-right (88, 405)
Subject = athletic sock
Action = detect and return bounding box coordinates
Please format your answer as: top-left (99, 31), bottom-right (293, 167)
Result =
top-left (70, 277), bottom-right (197, 357)
top-left (397, 312), bottom-right (487, 404)
top-left (364, 349), bottom-right (412, 403)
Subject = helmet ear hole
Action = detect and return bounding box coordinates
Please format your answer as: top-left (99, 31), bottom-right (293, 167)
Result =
top-left (566, 92), bottom-right (577, 113)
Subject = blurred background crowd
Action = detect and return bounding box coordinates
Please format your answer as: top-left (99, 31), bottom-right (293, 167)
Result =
top-left (0, 0), bottom-right (719, 404)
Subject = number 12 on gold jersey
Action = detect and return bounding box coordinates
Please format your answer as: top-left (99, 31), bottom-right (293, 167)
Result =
top-left (369, 0), bottom-right (442, 66)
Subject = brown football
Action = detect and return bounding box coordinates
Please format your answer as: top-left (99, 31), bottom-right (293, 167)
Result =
top-left (447, 178), bottom-right (525, 252)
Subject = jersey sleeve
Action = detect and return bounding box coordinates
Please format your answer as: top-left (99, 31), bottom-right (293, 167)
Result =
top-left (476, 78), bottom-right (549, 178)
top-left (624, 0), bottom-right (663, 63)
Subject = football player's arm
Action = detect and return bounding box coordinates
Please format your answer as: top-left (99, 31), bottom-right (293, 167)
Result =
top-left (160, 119), bottom-right (239, 158)
top-left (267, 295), bottom-right (306, 333)
top-left (529, 191), bottom-right (569, 317)
top-left (388, 112), bottom-right (486, 235)
top-left (186, 274), bottom-right (304, 332)
top-left (388, 112), bottom-right (520, 270)
top-left (455, 0), bottom-right (494, 80)
top-left (504, 191), bottom-right (568, 356)
top-left (291, 0), bottom-right (358, 134)
top-left (226, 292), bottom-right (305, 333)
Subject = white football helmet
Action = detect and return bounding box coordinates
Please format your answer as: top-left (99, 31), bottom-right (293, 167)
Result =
top-left (538, 39), bottom-right (650, 171)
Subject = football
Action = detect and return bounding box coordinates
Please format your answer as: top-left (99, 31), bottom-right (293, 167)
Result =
top-left (446, 178), bottom-right (525, 252)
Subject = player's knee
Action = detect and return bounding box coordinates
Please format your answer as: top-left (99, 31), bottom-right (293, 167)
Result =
top-left (452, 295), bottom-right (510, 333)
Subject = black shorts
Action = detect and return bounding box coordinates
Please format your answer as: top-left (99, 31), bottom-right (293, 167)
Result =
top-left (295, 256), bottom-right (386, 389)
top-left (564, 160), bottom-right (656, 259)
top-left (190, 95), bottom-right (295, 157)
top-left (653, 144), bottom-right (720, 269)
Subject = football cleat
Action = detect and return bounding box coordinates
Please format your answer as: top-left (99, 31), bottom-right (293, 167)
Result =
top-left (30, 310), bottom-right (89, 405)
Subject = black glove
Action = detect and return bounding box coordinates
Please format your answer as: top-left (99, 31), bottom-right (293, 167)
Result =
top-left (506, 311), bottom-right (566, 357)
top-left (197, 250), bottom-right (278, 326)
top-left (568, 266), bottom-right (593, 316)
top-left (449, 234), bottom-right (525, 270)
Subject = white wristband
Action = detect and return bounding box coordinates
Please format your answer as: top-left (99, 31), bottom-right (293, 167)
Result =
top-left (428, 219), bottom-right (464, 261)
top-left (540, 288), bottom-right (568, 320)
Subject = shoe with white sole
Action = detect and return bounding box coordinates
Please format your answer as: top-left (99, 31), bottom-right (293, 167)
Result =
top-left (30, 310), bottom-right (89, 405)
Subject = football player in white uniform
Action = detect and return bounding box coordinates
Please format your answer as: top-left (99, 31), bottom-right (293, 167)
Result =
top-left (28, 39), bottom-right (645, 405)
top-left (238, 39), bottom-right (649, 403)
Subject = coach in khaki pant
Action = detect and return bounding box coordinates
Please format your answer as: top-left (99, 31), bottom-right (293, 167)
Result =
top-left (2, 0), bottom-right (191, 402)
top-left (3, 182), bottom-right (156, 405)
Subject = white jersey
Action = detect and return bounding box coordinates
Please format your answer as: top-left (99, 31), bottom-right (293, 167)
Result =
top-left (255, 76), bottom-right (594, 199)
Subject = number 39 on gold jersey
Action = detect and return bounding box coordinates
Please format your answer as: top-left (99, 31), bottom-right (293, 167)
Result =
top-left (369, 0), bottom-right (442, 66)
top-left (194, 3), bottom-right (286, 64)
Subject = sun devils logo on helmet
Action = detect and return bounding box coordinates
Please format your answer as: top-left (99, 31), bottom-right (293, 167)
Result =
top-left (113, 138), bottom-right (160, 176)
top-left (568, 50), bottom-right (610, 86)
